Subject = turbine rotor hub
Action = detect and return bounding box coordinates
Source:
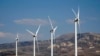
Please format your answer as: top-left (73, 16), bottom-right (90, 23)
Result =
top-left (16, 38), bottom-right (19, 41)
top-left (74, 18), bottom-right (79, 22)
top-left (33, 35), bottom-right (36, 37)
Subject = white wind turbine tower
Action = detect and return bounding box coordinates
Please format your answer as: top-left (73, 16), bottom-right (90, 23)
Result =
top-left (48, 16), bottom-right (57, 56)
top-left (26, 25), bottom-right (40, 56)
top-left (16, 33), bottom-right (19, 56)
top-left (72, 7), bottom-right (80, 56)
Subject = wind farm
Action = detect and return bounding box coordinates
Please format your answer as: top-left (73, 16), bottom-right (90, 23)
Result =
top-left (0, 0), bottom-right (100, 56)
top-left (0, 8), bottom-right (100, 56)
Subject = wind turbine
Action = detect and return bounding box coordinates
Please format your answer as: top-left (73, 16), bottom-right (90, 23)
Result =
top-left (48, 16), bottom-right (57, 56)
top-left (26, 25), bottom-right (40, 56)
top-left (72, 7), bottom-right (81, 56)
top-left (16, 33), bottom-right (19, 56)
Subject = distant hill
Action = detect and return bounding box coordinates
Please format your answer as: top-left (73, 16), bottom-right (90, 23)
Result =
top-left (0, 32), bottom-right (100, 56)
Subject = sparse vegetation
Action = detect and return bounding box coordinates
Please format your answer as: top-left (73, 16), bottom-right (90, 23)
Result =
top-left (0, 32), bottom-right (100, 56)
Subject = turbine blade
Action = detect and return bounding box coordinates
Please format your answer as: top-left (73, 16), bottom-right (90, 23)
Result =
top-left (35, 25), bottom-right (40, 53)
top-left (76, 7), bottom-right (81, 40)
top-left (53, 31), bottom-right (56, 43)
top-left (53, 26), bottom-right (57, 43)
top-left (36, 25), bottom-right (41, 36)
top-left (79, 24), bottom-right (81, 38)
top-left (72, 8), bottom-right (77, 18)
top-left (54, 26), bottom-right (57, 32)
top-left (77, 7), bottom-right (81, 39)
top-left (79, 23), bottom-right (81, 33)
top-left (17, 33), bottom-right (18, 39)
top-left (35, 37), bottom-right (40, 53)
top-left (48, 16), bottom-right (53, 29)
top-left (77, 8), bottom-right (80, 24)
top-left (77, 7), bottom-right (80, 20)
top-left (78, 18), bottom-right (81, 40)
top-left (26, 29), bottom-right (35, 35)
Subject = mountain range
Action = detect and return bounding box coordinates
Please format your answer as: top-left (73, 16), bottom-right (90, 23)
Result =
top-left (0, 32), bottom-right (100, 56)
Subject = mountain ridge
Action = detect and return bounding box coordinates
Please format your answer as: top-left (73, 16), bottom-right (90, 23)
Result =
top-left (0, 32), bottom-right (100, 56)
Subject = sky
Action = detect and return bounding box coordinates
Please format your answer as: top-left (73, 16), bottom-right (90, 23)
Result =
top-left (0, 0), bottom-right (100, 44)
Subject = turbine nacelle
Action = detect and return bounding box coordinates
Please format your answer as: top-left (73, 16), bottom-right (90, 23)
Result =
top-left (50, 29), bottom-right (53, 33)
top-left (33, 35), bottom-right (37, 37)
top-left (50, 26), bottom-right (57, 34)
top-left (16, 38), bottom-right (19, 41)
top-left (74, 18), bottom-right (79, 22)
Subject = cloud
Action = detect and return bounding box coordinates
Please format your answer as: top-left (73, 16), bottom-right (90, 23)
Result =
top-left (0, 32), bottom-right (23, 44)
top-left (0, 32), bottom-right (14, 38)
top-left (0, 31), bottom-right (44, 44)
top-left (0, 32), bottom-right (5, 37)
top-left (0, 32), bottom-right (32, 39)
top-left (66, 19), bottom-right (74, 24)
top-left (0, 24), bottom-right (4, 27)
top-left (14, 19), bottom-right (49, 26)
top-left (0, 32), bottom-right (32, 44)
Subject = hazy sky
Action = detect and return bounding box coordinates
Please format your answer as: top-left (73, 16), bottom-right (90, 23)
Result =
top-left (0, 0), bottom-right (100, 44)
